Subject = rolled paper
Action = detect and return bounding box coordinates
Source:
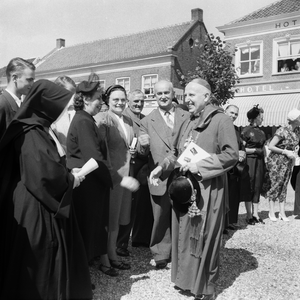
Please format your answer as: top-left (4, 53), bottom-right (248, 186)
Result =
top-left (77, 158), bottom-right (99, 177)
top-left (130, 137), bottom-right (138, 149)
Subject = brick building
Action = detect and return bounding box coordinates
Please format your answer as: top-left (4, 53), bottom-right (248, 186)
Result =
top-left (218, 0), bottom-right (300, 135)
top-left (28, 8), bottom-right (208, 114)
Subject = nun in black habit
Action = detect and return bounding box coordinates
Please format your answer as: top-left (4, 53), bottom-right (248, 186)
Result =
top-left (0, 79), bottom-right (92, 300)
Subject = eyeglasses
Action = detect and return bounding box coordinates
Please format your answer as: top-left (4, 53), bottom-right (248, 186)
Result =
top-left (111, 99), bottom-right (126, 103)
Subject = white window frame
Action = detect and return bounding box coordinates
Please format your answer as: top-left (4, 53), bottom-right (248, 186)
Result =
top-left (235, 41), bottom-right (263, 78)
top-left (142, 74), bottom-right (158, 99)
top-left (273, 34), bottom-right (300, 74)
top-left (116, 77), bottom-right (130, 94)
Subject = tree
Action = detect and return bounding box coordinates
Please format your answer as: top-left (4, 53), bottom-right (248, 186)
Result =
top-left (177, 34), bottom-right (239, 106)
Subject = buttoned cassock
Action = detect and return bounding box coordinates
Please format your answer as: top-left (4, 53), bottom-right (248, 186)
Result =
top-left (139, 107), bottom-right (189, 262)
top-left (160, 104), bottom-right (238, 296)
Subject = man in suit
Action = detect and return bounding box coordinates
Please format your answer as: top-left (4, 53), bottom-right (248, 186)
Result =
top-left (138, 80), bottom-right (189, 269)
top-left (116, 90), bottom-right (153, 257)
top-left (0, 57), bottom-right (35, 139)
top-left (225, 105), bottom-right (250, 230)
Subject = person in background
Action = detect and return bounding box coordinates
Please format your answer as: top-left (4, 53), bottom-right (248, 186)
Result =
top-left (291, 142), bottom-right (300, 218)
top-left (172, 97), bottom-right (179, 107)
top-left (149, 78), bottom-right (238, 300)
top-left (280, 61), bottom-right (290, 72)
top-left (66, 78), bottom-right (116, 277)
top-left (138, 80), bottom-right (189, 269)
top-left (241, 105), bottom-right (266, 225)
top-left (116, 90), bottom-right (153, 256)
top-left (96, 85), bottom-right (139, 271)
top-left (0, 79), bottom-right (92, 299)
top-left (263, 109), bottom-right (300, 222)
top-left (51, 76), bottom-right (76, 151)
top-left (225, 104), bottom-right (251, 230)
top-left (0, 57), bottom-right (35, 139)
top-left (293, 59), bottom-right (300, 71)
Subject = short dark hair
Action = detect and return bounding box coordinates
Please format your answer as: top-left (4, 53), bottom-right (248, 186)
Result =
top-left (6, 57), bottom-right (36, 82)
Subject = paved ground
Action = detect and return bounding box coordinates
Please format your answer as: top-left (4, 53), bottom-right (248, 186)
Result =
top-left (91, 183), bottom-right (300, 300)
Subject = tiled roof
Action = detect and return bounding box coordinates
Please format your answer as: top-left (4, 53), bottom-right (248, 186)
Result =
top-left (228, 0), bottom-right (300, 24)
top-left (37, 21), bottom-right (196, 73)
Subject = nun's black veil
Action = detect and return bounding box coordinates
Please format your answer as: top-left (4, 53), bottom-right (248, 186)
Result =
top-left (0, 80), bottom-right (92, 299)
top-left (0, 79), bottom-right (72, 149)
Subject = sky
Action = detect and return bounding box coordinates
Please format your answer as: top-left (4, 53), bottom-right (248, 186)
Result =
top-left (0, 0), bottom-right (277, 68)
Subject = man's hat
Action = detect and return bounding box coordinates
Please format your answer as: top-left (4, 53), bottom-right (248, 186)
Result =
top-left (167, 168), bottom-right (202, 213)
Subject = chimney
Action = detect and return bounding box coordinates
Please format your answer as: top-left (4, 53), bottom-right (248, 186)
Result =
top-left (56, 38), bottom-right (65, 49)
top-left (191, 8), bottom-right (203, 22)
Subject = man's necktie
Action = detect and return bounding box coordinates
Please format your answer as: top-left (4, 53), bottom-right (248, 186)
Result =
top-left (165, 111), bottom-right (174, 129)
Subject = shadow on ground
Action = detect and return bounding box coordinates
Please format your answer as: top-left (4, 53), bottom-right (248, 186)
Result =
top-left (91, 246), bottom-right (154, 300)
top-left (217, 245), bottom-right (258, 296)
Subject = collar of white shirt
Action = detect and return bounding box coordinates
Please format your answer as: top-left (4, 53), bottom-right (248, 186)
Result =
top-left (5, 89), bottom-right (22, 107)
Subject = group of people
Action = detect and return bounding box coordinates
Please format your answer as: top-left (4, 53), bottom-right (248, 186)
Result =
top-left (0, 57), bottom-right (299, 300)
top-left (279, 59), bottom-right (300, 72)
top-left (224, 103), bottom-right (300, 233)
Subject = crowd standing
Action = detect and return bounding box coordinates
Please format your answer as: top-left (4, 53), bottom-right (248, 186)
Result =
top-left (1, 57), bottom-right (300, 300)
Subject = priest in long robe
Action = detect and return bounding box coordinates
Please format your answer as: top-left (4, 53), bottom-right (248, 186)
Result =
top-left (149, 78), bottom-right (238, 300)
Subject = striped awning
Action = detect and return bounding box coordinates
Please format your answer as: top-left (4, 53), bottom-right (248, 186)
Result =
top-left (227, 93), bottom-right (300, 127)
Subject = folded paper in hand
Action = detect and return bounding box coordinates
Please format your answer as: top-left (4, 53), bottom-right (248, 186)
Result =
top-left (77, 158), bottom-right (99, 177)
top-left (177, 142), bottom-right (210, 166)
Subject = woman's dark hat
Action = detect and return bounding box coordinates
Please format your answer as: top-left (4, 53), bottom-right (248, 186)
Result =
top-left (167, 168), bottom-right (202, 213)
top-left (76, 81), bottom-right (100, 93)
top-left (247, 104), bottom-right (262, 120)
top-left (103, 84), bottom-right (126, 104)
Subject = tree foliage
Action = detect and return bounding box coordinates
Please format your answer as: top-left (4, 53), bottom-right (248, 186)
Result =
top-left (177, 34), bottom-right (239, 106)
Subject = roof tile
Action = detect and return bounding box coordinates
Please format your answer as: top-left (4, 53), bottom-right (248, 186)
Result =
top-left (37, 21), bottom-right (195, 73)
top-left (228, 0), bottom-right (300, 25)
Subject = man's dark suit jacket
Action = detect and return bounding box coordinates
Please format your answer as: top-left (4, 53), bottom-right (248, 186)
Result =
top-left (0, 90), bottom-right (19, 140)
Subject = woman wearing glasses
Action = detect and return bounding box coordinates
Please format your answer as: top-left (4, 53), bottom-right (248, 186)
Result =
top-left (96, 85), bottom-right (139, 271)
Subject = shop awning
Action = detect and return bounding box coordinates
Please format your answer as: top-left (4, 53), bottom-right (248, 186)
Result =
top-left (227, 93), bottom-right (300, 127)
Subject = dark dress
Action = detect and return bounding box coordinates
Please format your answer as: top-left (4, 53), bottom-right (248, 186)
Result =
top-left (0, 80), bottom-right (92, 300)
top-left (291, 143), bottom-right (300, 215)
top-left (263, 126), bottom-right (299, 202)
top-left (67, 110), bottom-right (112, 262)
top-left (241, 125), bottom-right (266, 203)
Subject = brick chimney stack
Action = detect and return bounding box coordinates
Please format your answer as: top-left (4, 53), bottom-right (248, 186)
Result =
top-left (191, 8), bottom-right (203, 22)
top-left (56, 38), bottom-right (65, 49)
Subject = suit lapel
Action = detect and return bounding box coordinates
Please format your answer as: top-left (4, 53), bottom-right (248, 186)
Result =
top-left (151, 109), bottom-right (172, 148)
top-left (3, 90), bottom-right (19, 113)
top-left (108, 110), bottom-right (129, 147)
top-left (174, 107), bottom-right (187, 133)
top-left (123, 108), bottom-right (141, 130)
